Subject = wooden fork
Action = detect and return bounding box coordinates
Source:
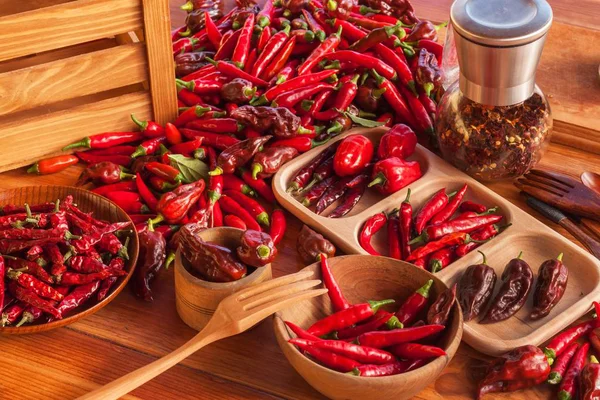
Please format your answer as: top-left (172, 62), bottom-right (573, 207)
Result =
top-left (77, 270), bottom-right (327, 400)
top-left (515, 169), bottom-right (600, 222)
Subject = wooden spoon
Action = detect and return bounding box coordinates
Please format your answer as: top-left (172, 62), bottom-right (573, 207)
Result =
top-left (582, 172), bottom-right (600, 196)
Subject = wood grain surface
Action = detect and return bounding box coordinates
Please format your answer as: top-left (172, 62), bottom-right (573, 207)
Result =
top-left (0, 0), bottom-right (598, 399)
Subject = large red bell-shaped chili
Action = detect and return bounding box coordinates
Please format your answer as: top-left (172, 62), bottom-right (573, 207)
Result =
top-left (154, 180), bottom-right (205, 224)
top-left (477, 345), bottom-right (550, 399)
top-left (377, 124), bottom-right (417, 160)
top-left (368, 157), bottom-right (422, 195)
top-left (333, 134), bottom-right (374, 177)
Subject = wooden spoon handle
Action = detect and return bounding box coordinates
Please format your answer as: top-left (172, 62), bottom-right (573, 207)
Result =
top-left (77, 328), bottom-right (224, 400)
top-left (560, 219), bottom-right (600, 259)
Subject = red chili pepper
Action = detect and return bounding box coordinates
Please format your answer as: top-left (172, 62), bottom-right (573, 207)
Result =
top-left (269, 136), bottom-right (328, 153)
top-left (222, 174), bottom-right (256, 197)
top-left (545, 320), bottom-right (596, 363)
top-left (135, 173), bottom-right (158, 212)
top-left (174, 105), bottom-right (212, 127)
top-left (387, 210), bottom-right (401, 260)
top-left (429, 184), bottom-right (468, 226)
top-left (269, 59), bottom-right (298, 86)
top-left (257, 0), bottom-right (275, 27)
top-left (154, 180), bottom-right (205, 224)
top-left (359, 212), bottom-right (387, 256)
top-left (75, 152), bottom-right (131, 167)
top-left (257, 26), bottom-right (272, 52)
top-left (261, 36), bottom-right (297, 81)
top-left (55, 281), bottom-right (101, 317)
top-left (336, 310), bottom-right (401, 340)
top-left (163, 122), bottom-right (183, 145)
top-left (273, 83), bottom-right (335, 109)
top-left (347, 14), bottom-right (393, 29)
top-left (27, 155), bottom-right (79, 175)
top-left (328, 176), bottom-right (367, 218)
top-left (177, 78), bottom-right (223, 95)
top-left (239, 168), bottom-right (276, 203)
top-left (301, 10), bottom-right (326, 42)
top-left (407, 232), bottom-right (476, 261)
top-left (297, 26), bottom-right (341, 76)
top-left (308, 299), bottom-right (395, 336)
top-left (252, 26), bottom-right (291, 78)
top-left (368, 70), bottom-right (417, 126)
top-left (86, 146), bottom-right (138, 157)
top-left (180, 129), bottom-right (240, 150)
top-left (131, 136), bottom-right (167, 158)
top-left (397, 189), bottom-right (413, 260)
top-left (333, 134), bottom-right (373, 177)
top-left (172, 36), bottom-right (201, 55)
top-left (204, 11), bottom-right (222, 49)
top-left (287, 147), bottom-right (336, 193)
top-left (460, 201), bottom-right (488, 214)
top-left (351, 359), bottom-right (426, 377)
top-left (397, 85), bottom-right (434, 134)
top-left (301, 89), bottom-right (334, 125)
top-left (324, 50), bottom-right (396, 80)
top-left (130, 114), bottom-right (164, 138)
top-left (186, 118), bottom-right (243, 133)
top-left (8, 281), bottom-right (62, 319)
top-left (223, 190), bottom-right (269, 226)
top-left (377, 124), bottom-right (417, 160)
top-left (176, 86), bottom-right (206, 106)
top-left (389, 343), bottom-right (446, 359)
top-left (215, 29), bottom-right (242, 60)
top-left (231, 14), bottom-right (255, 68)
top-left (145, 162), bottom-right (184, 183)
top-left (418, 39), bottom-right (443, 65)
top-left (414, 189), bottom-right (450, 234)
top-left (419, 91), bottom-right (437, 118)
top-left (375, 43), bottom-right (414, 88)
top-left (355, 324), bottom-right (444, 348)
top-left (313, 75), bottom-right (359, 120)
top-left (269, 208), bottom-right (286, 245)
top-left (368, 157), bottom-right (421, 195)
top-left (218, 195), bottom-right (261, 231)
top-left (320, 254), bottom-right (350, 312)
top-left (455, 223), bottom-right (508, 257)
top-left (548, 342), bottom-right (579, 384)
top-left (210, 200), bottom-right (223, 227)
top-left (1, 301), bottom-right (26, 326)
top-left (223, 214), bottom-right (247, 229)
top-left (413, 214), bottom-right (504, 243)
top-left (0, 257), bottom-right (5, 313)
top-left (181, 64), bottom-right (217, 82)
top-left (285, 320), bottom-right (322, 341)
top-left (394, 279), bottom-right (433, 325)
top-left (301, 175), bottom-right (335, 207)
top-left (558, 342), bottom-right (589, 400)
top-left (291, 338), bottom-right (395, 365)
top-left (104, 192), bottom-right (147, 214)
top-left (296, 344), bottom-right (361, 372)
top-left (169, 138), bottom-right (204, 157)
top-left (428, 247), bottom-right (456, 273)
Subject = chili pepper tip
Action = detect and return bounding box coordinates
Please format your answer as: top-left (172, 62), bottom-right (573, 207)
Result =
top-left (130, 114), bottom-right (148, 131)
top-left (477, 251), bottom-right (487, 265)
top-left (164, 251), bottom-right (176, 270)
top-left (517, 251), bottom-right (523, 259)
top-left (547, 371), bottom-right (562, 385)
top-left (179, 27), bottom-right (191, 37)
top-left (62, 137), bottom-right (91, 150)
top-left (257, 212), bottom-right (270, 227)
top-left (386, 316), bottom-right (403, 329)
top-left (208, 167), bottom-right (224, 176)
top-left (557, 252), bottom-right (564, 262)
top-left (251, 164), bottom-right (262, 180)
top-left (558, 390), bottom-right (572, 400)
top-left (180, 0), bottom-right (193, 11)
top-left (368, 298), bottom-right (395, 312)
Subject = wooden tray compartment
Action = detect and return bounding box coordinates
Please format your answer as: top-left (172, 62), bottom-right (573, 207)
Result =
top-left (273, 127), bottom-right (600, 355)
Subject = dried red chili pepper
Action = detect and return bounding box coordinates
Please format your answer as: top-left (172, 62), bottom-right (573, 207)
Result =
top-left (548, 342), bottom-right (578, 384)
top-left (236, 229), bottom-right (277, 267)
top-left (333, 135), bottom-right (374, 177)
top-left (133, 221), bottom-right (166, 301)
top-left (291, 338), bottom-right (394, 365)
top-left (355, 324), bottom-right (444, 348)
top-left (368, 157), bottom-right (421, 195)
top-left (287, 146), bottom-right (336, 193)
top-left (530, 253), bottom-right (568, 320)
top-left (63, 132), bottom-right (142, 151)
top-left (414, 189), bottom-right (453, 235)
top-left (76, 162), bottom-right (134, 186)
top-left (154, 180), bottom-right (205, 224)
top-left (457, 252), bottom-right (496, 321)
top-left (269, 209), bottom-right (286, 246)
top-left (1, 301), bottom-right (26, 326)
top-left (478, 345), bottom-right (550, 398)
top-left (395, 279), bottom-right (433, 326)
top-left (231, 106), bottom-right (311, 138)
top-left (296, 225), bottom-right (336, 264)
top-left (8, 281), bottom-right (62, 319)
top-left (427, 283), bottom-right (457, 326)
top-left (580, 354), bottom-right (600, 400)
top-left (251, 146), bottom-right (298, 179)
top-left (359, 212), bottom-right (387, 256)
top-left (481, 252), bottom-right (533, 323)
top-left (418, 39), bottom-right (443, 64)
top-left (558, 342), bottom-right (589, 400)
top-left (308, 299), bottom-right (395, 336)
top-left (218, 195), bottom-right (261, 231)
top-left (0, 257), bottom-right (5, 313)
top-left (328, 175), bottom-right (367, 218)
top-left (314, 176), bottom-right (353, 215)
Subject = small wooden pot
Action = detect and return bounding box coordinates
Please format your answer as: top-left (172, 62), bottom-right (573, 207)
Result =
top-left (174, 227), bottom-right (272, 331)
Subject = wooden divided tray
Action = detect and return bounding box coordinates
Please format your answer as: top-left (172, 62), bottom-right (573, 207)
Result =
top-left (273, 127), bottom-right (600, 356)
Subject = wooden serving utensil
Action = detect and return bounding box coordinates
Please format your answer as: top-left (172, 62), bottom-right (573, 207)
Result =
top-left (77, 270), bottom-right (327, 400)
top-left (582, 171), bottom-right (600, 196)
top-left (515, 169), bottom-right (600, 222)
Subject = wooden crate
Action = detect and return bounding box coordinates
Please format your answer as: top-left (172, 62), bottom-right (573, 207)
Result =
top-left (0, 0), bottom-right (178, 173)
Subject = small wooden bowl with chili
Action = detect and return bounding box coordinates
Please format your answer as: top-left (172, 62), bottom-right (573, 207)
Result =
top-left (273, 255), bottom-right (463, 400)
top-left (174, 227), bottom-right (273, 331)
top-left (0, 185), bottom-right (138, 335)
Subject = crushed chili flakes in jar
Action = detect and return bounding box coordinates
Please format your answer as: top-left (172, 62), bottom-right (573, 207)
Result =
top-left (435, 84), bottom-right (552, 181)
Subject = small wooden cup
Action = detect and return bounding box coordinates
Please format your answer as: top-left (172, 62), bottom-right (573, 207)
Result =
top-left (273, 255), bottom-right (463, 400)
top-left (174, 227), bottom-right (272, 331)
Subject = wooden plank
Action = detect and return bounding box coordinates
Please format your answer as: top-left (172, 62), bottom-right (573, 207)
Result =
top-left (553, 120), bottom-right (600, 156)
top-left (0, 0), bottom-right (144, 62)
top-left (0, 0), bottom-right (75, 16)
top-left (142, 0), bottom-right (179, 124)
top-left (0, 43), bottom-right (148, 116)
top-left (0, 92), bottom-right (152, 173)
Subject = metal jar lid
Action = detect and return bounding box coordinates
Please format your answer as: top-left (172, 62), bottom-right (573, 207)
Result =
top-left (450, 0), bottom-right (553, 106)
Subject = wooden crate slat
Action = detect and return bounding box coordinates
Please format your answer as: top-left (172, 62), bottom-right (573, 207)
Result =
top-left (0, 43), bottom-right (148, 116)
top-left (0, 0), bottom-right (144, 62)
top-left (0, 92), bottom-right (152, 173)
top-left (142, 0), bottom-right (178, 124)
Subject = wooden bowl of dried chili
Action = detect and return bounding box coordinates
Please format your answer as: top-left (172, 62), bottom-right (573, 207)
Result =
top-left (174, 227), bottom-right (273, 331)
top-left (273, 255), bottom-right (463, 400)
top-left (0, 185), bottom-right (138, 335)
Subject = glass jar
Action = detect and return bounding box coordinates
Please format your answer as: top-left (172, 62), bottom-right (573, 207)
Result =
top-left (436, 83), bottom-right (553, 181)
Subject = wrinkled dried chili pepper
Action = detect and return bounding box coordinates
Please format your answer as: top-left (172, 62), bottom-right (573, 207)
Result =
top-left (296, 225), bottom-right (336, 264)
top-left (76, 162), bottom-right (134, 186)
top-left (251, 146), bottom-right (298, 179)
top-left (579, 355), bottom-right (600, 400)
top-left (236, 229), bottom-right (277, 267)
top-left (287, 146), bottom-right (336, 193)
top-left (328, 175), bottom-right (368, 218)
top-left (8, 281), bottom-right (62, 319)
top-left (427, 283), bottom-right (457, 326)
top-left (457, 252), bottom-right (496, 322)
top-left (530, 253), bottom-right (568, 320)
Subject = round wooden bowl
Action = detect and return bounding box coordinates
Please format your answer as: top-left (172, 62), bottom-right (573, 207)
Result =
top-left (174, 227), bottom-right (272, 331)
top-left (0, 185), bottom-right (139, 335)
top-left (273, 255), bottom-right (463, 400)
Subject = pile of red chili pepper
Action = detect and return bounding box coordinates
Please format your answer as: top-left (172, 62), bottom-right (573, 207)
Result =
top-left (287, 124), bottom-right (422, 216)
top-left (476, 301), bottom-right (600, 399)
top-left (359, 184), bottom-right (509, 271)
top-left (286, 255), bottom-right (456, 377)
top-left (0, 196), bottom-right (132, 327)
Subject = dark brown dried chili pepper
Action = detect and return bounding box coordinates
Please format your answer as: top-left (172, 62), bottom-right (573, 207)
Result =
top-left (210, 136), bottom-right (272, 175)
top-left (482, 252), bottom-right (533, 324)
top-left (427, 283), bottom-right (457, 327)
top-left (457, 252), bottom-right (497, 322)
top-left (237, 229), bottom-right (277, 267)
top-left (530, 253), bottom-right (568, 320)
top-left (296, 225), bottom-right (336, 264)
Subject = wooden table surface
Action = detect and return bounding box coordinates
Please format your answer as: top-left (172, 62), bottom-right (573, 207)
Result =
top-left (0, 0), bottom-right (599, 399)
